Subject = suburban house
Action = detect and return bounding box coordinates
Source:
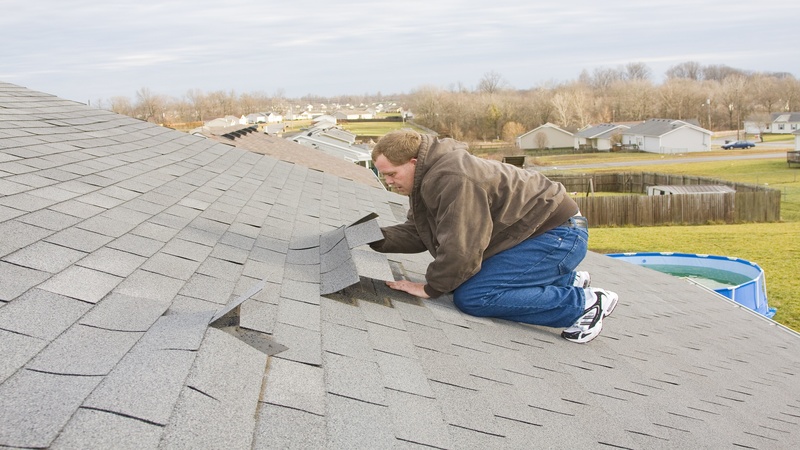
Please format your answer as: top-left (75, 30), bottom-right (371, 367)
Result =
top-left (574, 123), bottom-right (630, 151)
top-left (764, 112), bottom-right (800, 134)
top-left (516, 122), bottom-right (575, 150)
top-left (333, 109), bottom-right (374, 121)
top-left (2, 82), bottom-right (800, 449)
top-left (203, 115), bottom-right (239, 128)
top-left (244, 112), bottom-right (283, 124)
top-left (621, 118), bottom-right (712, 153)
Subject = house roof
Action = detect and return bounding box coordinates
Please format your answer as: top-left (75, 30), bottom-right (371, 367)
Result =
top-left (575, 123), bottom-right (629, 139)
top-left (2, 82), bottom-right (800, 449)
top-left (518, 122), bottom-right (575, 139)
top-left (771, 112), bottom-right (800, 123)
top-left (625, 118), bottom-right (711, 137)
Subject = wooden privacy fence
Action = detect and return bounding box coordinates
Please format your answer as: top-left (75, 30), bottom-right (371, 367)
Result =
top-left (546, 172), bottom-right (782, 227)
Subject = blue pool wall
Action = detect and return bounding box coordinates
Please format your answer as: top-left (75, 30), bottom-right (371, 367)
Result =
top-left (608, 252), bottom-right (774, 318)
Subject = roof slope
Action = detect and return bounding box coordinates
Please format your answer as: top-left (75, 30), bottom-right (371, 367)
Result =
top-left (625, 118), bottom-right (710, 137)
top-left (200, 125), bottom-right (383, 189)
top-left (575, 123), bottom-right (628, 139)
top-left (1, 82), bottom-right (800, 449)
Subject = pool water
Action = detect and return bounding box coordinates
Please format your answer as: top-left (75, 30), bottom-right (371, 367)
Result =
top-left (643, 264), bottom-right (752, 290)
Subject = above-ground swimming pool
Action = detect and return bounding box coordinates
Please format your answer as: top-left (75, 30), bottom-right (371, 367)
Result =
top-left (608, 252), bottom-right (776, 318)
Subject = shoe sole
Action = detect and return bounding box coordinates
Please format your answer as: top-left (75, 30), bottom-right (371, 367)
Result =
top-left (561, 320), bottom-right (603, 343)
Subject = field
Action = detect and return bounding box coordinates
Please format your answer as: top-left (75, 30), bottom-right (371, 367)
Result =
top-left (533, 150), bottom-right (800, 331)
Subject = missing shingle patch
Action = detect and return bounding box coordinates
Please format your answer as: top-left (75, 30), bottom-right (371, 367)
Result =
top-left (322, 264), bottom-right (423, 308)
top-left (209, 278), bottom-right (287, 356)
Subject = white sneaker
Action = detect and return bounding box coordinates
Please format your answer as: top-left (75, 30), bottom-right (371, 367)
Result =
top-left (561, 288), bottom-right (618, 344)
top-left (572, 271), bottom-right (591, 288)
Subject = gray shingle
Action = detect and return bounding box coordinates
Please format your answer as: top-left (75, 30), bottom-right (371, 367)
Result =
top-left (0, 330), bottom-right (47, 384)
top-left (429, 380), bottom-right (503, 436)
top-left (374, 351), bottom-right (434, 398)
top-left (75, 246), bottom-right (146, 277)
top-left (82, 346), bottom-right (196, 425)
top-left (79, 293), bottom-right (169, 332)
top-left (252, 404), bottom-right (326, 450)
top-left (50, 408), bottom-right (164, 450)
top-left (27, 324), bottom-right (142, 376)
top-left (2, 240), bottom-right (86, 273)
top-left (323, 351), bottom-right (386, 405)
top-left (17, 208), bottom-right (83, 231)
top-left (196, 256), bottom-right (244, 283)
top-left (319, 236), bottom-right (350, 273)
top-left (114, 269), bottom-right (186, 303)
top-left (352, 248), bottom-right (393, 281)
top-left (263, 357), bottom-right (326, 415)
top-left (0, 260), bottom-right (51, 302)
top-left (326, 394), bottom-right (396, 449)
top-left (140, 252), bottom-right (201, 281)
top-left (271, 322), bottom-right (321, 366)
top-left (277, 298), bottom-right (321, 331)
top-left (45, 226), bottom-right (114, 253)
top-left (280, 278), bottom-right (320, 304)
top-left (48, 198), bottom-right (106, 219)
top-left (0, 288), bottom-right (91, 340)
top-left (320, 258), bottom-right (359, 294)
top-left (385, 388), bottom-right (453, 448)
top-left (320, 296), bottom-right (368, 331)
top-left (38, 265), bottom-right (122, 304)
top-left (0, 192), bottom-right (57, 211)
top-left (137, 311), bottom-right (213, 352)
top-left (0, 370), bottom-right (102, 448)
top-left (344, 216), bottom-right (384, 248)
top-left (160, 238), bottom-right (213, 262)
top-left (0, 219), bottom-right (52, 257)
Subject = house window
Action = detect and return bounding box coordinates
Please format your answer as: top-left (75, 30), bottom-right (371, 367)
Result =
top-left (779, 124), bottom-right (785, 130)
top-left (793, 124), bottom-right (797, 130)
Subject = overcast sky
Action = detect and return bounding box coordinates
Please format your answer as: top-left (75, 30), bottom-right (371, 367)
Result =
top-left (2, 0), bottom-right (798, 104)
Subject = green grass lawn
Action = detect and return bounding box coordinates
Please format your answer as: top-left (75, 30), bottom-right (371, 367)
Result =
top-left (536, 153), bottom-right (800, 331)
top-left (340, 120), bottom-right (425, 138)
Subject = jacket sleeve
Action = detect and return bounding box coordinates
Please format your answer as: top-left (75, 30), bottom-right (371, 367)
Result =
top-left (369, 211), bottom-right (427, 254)
top-left (422, 173), bottom-right (493, 298)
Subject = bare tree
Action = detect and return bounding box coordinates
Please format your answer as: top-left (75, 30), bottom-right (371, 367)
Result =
top-left (477, 71), bottom-right (509, 95)
top-left (719, 75), bottom-right (750, 134)
top-left (658, 78), bottom-right (704, 121)
top-left (109, 96), bottom-right (134, 117)
top-left (134, 87), bottom-right (166, 123)
top-left (625, 62), bottom-right (652, 81)
top-left (665, 61), bottom-right (703, 80)
top-left (550, 92), bottom-right (572, 128)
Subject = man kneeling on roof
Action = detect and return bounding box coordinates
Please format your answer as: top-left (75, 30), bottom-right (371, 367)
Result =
top-left (369, 129), bottom-right (618, 343)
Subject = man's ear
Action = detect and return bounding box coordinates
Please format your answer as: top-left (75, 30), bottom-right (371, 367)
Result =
top-left (410, 158), bottom-right (417, 166)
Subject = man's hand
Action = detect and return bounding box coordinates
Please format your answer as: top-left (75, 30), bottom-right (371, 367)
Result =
top-left (385, 280), bottom-right (430, 299)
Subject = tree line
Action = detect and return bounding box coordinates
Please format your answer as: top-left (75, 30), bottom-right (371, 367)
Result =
top-left (103, 61), bottom-right (799, 142)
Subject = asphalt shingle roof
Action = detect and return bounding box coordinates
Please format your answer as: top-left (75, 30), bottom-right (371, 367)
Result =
top-left (1, 81), bottom-right (800, 449)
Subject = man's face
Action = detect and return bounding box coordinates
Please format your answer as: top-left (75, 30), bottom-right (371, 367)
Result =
top-left (374, 154), bottom-right (416, 195)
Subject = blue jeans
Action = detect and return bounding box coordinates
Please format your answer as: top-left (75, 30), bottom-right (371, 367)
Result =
top-left (453, 224), bottom-right (588, 328)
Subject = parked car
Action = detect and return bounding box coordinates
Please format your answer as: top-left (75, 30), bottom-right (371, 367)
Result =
top-left (722, 140), bottom-right (756, 149)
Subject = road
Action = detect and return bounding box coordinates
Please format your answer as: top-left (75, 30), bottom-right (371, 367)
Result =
top-left (531, 151), bottom-right (789, 171)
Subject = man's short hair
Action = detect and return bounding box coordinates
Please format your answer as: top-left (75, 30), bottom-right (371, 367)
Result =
top-left (372, 129), bottom-right (422, 165)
